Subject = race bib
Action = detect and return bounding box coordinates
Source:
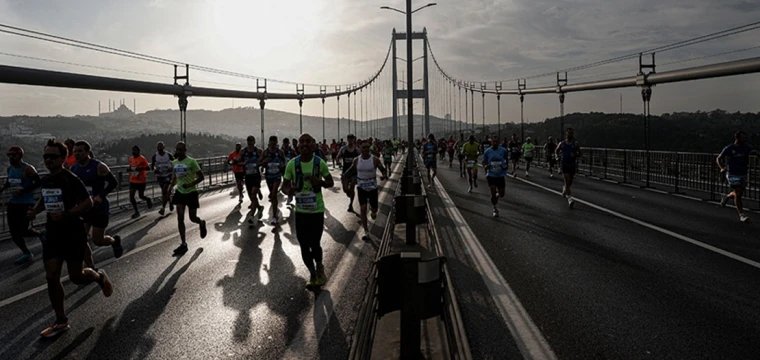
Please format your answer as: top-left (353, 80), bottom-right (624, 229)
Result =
top-left (174, 164), bottom-right (189, 178)
top-left (467, 160), bottom-right (475, 169)
top-left (490, 161), bottom-right (503, 173)
top-left (357, 177), bottom-right (377, 190)
top-left (157, 163), bottom-right (171, 173)
top-left (728, 176), bottom-right (745, 186)
top-left (131, 167), bottom-right (139, 176)
top-left (8, 178), bottom-right (22, 190)
top-left (426, 155), bottom-right (434, 162)
top-left (524, 150), bottom-right (533, 157)
top-left (42, 188), bottom-right (64, 212)
top-left (267, 162), bottom-right (280, 174)
top-left (295, 191), bottom-right (317, 211)
top-left (85, 186), bottom-right (93, 196)
top-left (245, 163), bottom-right (259, 175)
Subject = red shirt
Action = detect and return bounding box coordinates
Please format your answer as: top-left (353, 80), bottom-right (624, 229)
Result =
top-left (129, 155), bottom-right (150, 184)
top-left (228, 151), bottom-right (244, 173)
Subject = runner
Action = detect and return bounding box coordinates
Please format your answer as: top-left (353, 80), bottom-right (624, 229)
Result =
top-left (227, 143), bottom-right (245, 203)
top-left (423, 134), bottom-right (438, 188)
top-left (282, 138), bottom-right (298, 204)
top-left (330, 139), bottom-right (340, 168)
top-left (128, 146), bottom-right (153, 218)
top-left (336, 134), bottom-right (360, 212)
top-left (292, 138), bottom-right (300, 157)
top-left (63, 138), bottom-right (76, 169)
top-left (282, 133), bottom-right (335, 289)
top-left (152, 141), bottom-right (175, 215)
top-left (717, 130), bottom-right (758, 222)
top-left (447, 135), bottom-right (456, 168)
top-left (1, 146), bottom-right (41, 264)
top-left (346, 139), bottom-right (388, 239)
top-left (556, 128), bottom-right (581, 208)
top-left (170, 141), bottom-right (207, 255)
top-left (399, 140), bottom-right (406, 155)
top-left (260, 135), bottom-right (286, 226)
top-left (238, 136), bottom-right (265, 220)
top-left (544, 137), bottom-right (558, 177)
top-left (522, 137), bottom-right (535, 177)
top-left (71, 141), bottom-right (123, 269)
top-left (31, 139), bottom-right (113, 338)
top-left (507, 134), bottom-right (522, 178)
top-left (462, 135), bottom-right (481, 192)
top-left (482, 137), bottom-right (508, 217)
top-left (382, 140), bottom-right (394, 171)
top-left (392, 138), bottom-right (399, 156)
top-left (438, 138), bottom-right (447, 161)
top-left (455, 133), bottom-right (466, 177)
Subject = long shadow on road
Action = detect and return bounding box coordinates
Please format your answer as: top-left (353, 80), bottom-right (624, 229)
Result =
top-left (86, 248), bottom-right (203, 360)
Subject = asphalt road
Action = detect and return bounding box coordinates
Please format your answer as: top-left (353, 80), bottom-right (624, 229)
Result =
top-left (427, 157), bottom-right (760, 360)
top-left (0, 158), bottom-right (404, 360)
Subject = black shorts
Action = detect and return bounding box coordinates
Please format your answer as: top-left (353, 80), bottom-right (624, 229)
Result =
top-left (487, 176), bottom-right (506, 189)
top-left (266, 177), bottom-right (282, 189)
top-left (157, 175), bottom-right (173, 186)
top-left (547, 156), bottom-right (557, 165)
top-left (561, 165), bottom-right (577, 176)
top-left (244, 174), bottom-right (262, 189)
top-left (510, 154), bottom-right (521, 161)
top-left (172, 191), bottom-right (200, 208)
top-left (130, 182), bottom-right (147, 191)
top-left (42, 224), bottom-right (87, 263)
top-left (295, 212), bottom-right (325, 244)
top-left (234, 172), bottom-right (245, 182)
top-left (7, 203), bottom-right (33, 240)
top-left (358, 188), bottom-right (379, 209)
top-left (525, 157), bottom-right (533, 163)
top-left (82, 205), bottom-right (110, 228)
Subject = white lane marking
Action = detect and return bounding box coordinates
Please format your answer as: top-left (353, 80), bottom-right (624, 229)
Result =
top-left (283, 157), bottom-right (404, 356)
top-left (646, 188), bottom-right (669, 194)
top-left (433, 177), bottom-right (558, 360)
top-left (672, 193), bottom-right (703, 201)
top-left (515, 177), bottom-right (760, 270)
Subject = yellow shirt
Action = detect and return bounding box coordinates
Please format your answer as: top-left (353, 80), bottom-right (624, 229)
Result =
top-left (462, 142), bottom-right (480, 161)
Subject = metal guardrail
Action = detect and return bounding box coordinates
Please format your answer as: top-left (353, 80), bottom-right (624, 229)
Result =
top-left (521, 147), bottom-right (759, 207)
top-left (0, 154), bottom-right (235, 233)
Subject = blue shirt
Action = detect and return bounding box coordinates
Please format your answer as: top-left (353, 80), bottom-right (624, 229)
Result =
top-left (560, 139), bottom-right (580, 166)
top-left (7, 163), bottom-right (35, 205)
top-left (719, 144), bottom-right (755, 176)
top-left (482, 146), bottom-right (508, 177)
top-left (423, 142), bottom-right (437, 164)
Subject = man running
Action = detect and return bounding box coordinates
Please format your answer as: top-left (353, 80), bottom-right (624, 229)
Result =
top-left (63, 138), bottom-right (76, 169)
top-left (337, 134), bottom-right (360, 212)
top-left (346, 139), bottom-right (388, 240)
top-left (171, 141), bottom-right (207, 255)
top-left (152, 141), bottom-right (175, 215)
top-left (507, 134), bottom-right (522, 178)
top-left (392, 138), bottom-right (399, 156)
top-left (282, 133), bottom-right (335, 288)
top-left (260, 136), bottom-right (286, 226)
top-left (446, 136), bottom-right (456, 168)
top-left (128, 145), bottom-right (152, 218)
top-left (556, 128), bottom-right (581, 208)
top-left (1, 146), bottom-right (41, 264)
top-left (522, 137), bottom-right (535, 177)
top-left (330, 139), bottom-right (340, 168)
top-left (227, 143), bottom-right (245, 203)
top-left (544, 137), bottom-right (558, 177)
top-left (282, 138), bottom-right (298, 203)
top-left (71, 141), bottom-right (123, 269)
top-left (462, 135), bottom-right (481, 192)
top-left (438, 138), bottom-right (447, 161)
top-left (483, 137), bottom-right (508, 217)
top-left (31, 139), bottom-right (113, 338)
top-left (423, 134), bottom-right (438, 188)
top-left (455, 133), bottom-right (466, 177)
top-left (717, 130), bottom-right (758, 222)
top-left (238, 136), bottom-right (266, 220)
top-left (382, 140), bottom-right (394, 171)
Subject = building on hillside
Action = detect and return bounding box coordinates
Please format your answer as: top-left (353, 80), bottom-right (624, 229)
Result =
top-left (100, 104), bottom-right (135, 119)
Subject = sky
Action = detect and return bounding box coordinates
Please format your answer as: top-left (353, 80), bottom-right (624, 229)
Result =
top-left (1, 0), bottom-right (760, 124)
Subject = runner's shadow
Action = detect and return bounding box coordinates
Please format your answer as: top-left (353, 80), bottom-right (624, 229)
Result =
top-left (86, 248), bottom-right (203, 360)
top-left (214, 204), bottom-right (244, 241)
top-left (314, 290), bottom-right (349, 359)
top-left (323, 209), bottom-right (357, 247)
top-left (112, 216), bottom-right (162, 254)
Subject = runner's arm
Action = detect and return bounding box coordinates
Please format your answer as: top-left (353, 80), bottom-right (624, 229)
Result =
top-left (151, 154), bottom-right (157, 171)
top-left (320, 161), bottom-right (335, 188)
top-left (374, 157), bottom-right (388, 179)
top-left (98, 163), bottom-right (118, 198)
top-left (21, 166), bottom-right (41, 193)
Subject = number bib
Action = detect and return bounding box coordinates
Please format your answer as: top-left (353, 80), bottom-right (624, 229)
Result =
top-left (42, 188), bottom-right (64, 212)
top-left (174, 164), bottom-right (189, 178)
top-left (8, 178), bottom-right (22, 190)
top-left (245, 163), bottom-right (259, 175)
top-left (267, 162), bottom-right (280, 174)
top-left (490, 161), bottom-right (503, 173)
top-left (157, 163), bottom-right (171, 173)
top-left (467, 160), bottom-right (476, 169)
top-left (357, 177), bottom-right (377, 190)
top-left (131, 167), bottom-right (139, 176)
top-left (728, 175), bottom-right (745, 186)
top-left (524, 150), bottom-right (533, 157)
top-left (426, 155), bottom-right (434, 162)
top-left (85, 186), bottom-right (93, 196)
top-left (295, 191), bottom-right (317, 211)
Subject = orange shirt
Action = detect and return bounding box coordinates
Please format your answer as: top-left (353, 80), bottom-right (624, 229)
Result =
top-left (65, 154), bottom-right (77, 168)
top-left (228, 151), bottom-right (244, 173)
top-left (129, 155), bottom-right (150, 184)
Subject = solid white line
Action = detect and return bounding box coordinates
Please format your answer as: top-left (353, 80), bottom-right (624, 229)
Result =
top-left (646, 188), bottom-right (669, 194)
top-left (283, 157), bottom-right (405, 357)
top-left (433, 177), bottom-right (558, 360)
top-left (672, 193), bottom-right (704, 202)
top-left (515, 177), bottom-right (760, 270)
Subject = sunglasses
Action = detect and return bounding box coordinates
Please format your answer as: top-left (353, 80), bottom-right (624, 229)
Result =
top-left (43, 154), bottom-right (62, 160)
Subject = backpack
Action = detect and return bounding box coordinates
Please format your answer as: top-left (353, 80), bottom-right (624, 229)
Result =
top-left (294, 155), bottom-right (322, 193)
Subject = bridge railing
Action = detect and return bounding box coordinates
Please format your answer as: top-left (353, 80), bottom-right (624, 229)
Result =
top-left (0, 154), bottom-right (234, 232)
top-left (528, 147), bottom-right (759, 206)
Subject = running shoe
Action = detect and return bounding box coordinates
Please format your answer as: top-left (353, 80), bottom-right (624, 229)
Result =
top-left (740, 213), bottom-right (750, 223)
top-left (40, 319), bottom-right (70, 338)
top-left (14, 253), bottom-right (33, 265)
top-left (467, 185), bottom-right (472, 193)
top-left (316, 265), bottom-right (327, 286)
top-left (427, 184), bottom-right (432, 189)
top-left (97, 269), bottom-right (113, 297)
top-left (348, 205), bottom-right (355, 213)
top-left (720, 195), bottom-right (728, 207)
top-left (173, 243), bottom-right (188, 255)
top-left (306, 274), bottom-right (318, 288)
top-left (361, 227), bottom-right (370, 240)
top-left (550, 173), bottom-right (554, 178)
top-left (492, 208), bottom-right (499, 218)
top-left (169, 203), bottom-right (174, 212)
top-left (513, 172), bottom-right (517, 178)
top-left (158, 208), bottom-right (165, 216)
top-left (146, 198), bottom-right (153, 209)
top-left (200, 220), bottom-right (208, 239)
top-left (525, 171), bottom-right (529, 177)
top-left (370, 211), bottom-right (377, 220)
top-left (112, 235), bottom-right (124, 258)
top-left (131, 212), bottom-right (140, 219)
top-left (568, 196), bottom-right (575, 208)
